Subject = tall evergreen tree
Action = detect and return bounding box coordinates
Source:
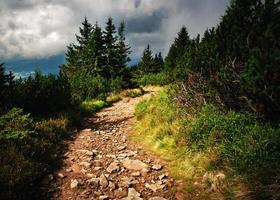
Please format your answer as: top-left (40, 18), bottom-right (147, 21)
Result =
top-left (164, 26), bottom-right (190, 71)
top-left (138, 44), bottom-right (155, 74)
top-left (116, 21), bottom-right (131, 77)
top-left (153, 52), bottom-right (164, 73)
top-left (103, 17), bottom-right (118, 79)
top-left (88, 22), bottom-right (106, 75)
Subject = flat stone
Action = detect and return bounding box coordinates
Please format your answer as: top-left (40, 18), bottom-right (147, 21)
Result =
top-left (99, 195), bottom-right (109, 200)
top-left (79, 161), bottom-right (91, 169)
top-left (128, 188), bottom-right (141, 197)
top-left (131, 171), bottom-right (141, 177)
top-left (148, 197), bottom-right (168, 200)
top-left (57, 173), bottom-right (65, 178)
top-left (87, 178), bottom-right (99, 188)
top-left (145, 182), bottom-right (165, 192)
top-left (108, 181), bottom-right (116, 190)
top-left (94, 167), bottom-right (103, 171)
top-left (76, 149), bottom-right (95, 156)
top-left (120, 176), bottom-right (139, 187)
top-left (152, 164), bottom-right (162, 170)
top-left (106, 161), bottom-right (120, 173)
top-left (70, 179), bottom-right (79, 189)
top-left (159, 173), bottom-right (168, 180)
top-left (121, 188), bottom-right (143, 200)
top-left (117, 146), bottom-right (127, 151)
top-left (122, 159), bottom-right (148, 171)
top-left (82, 128), bottom-right (91, 132)
top-left (99, 174), bottom-right (109, 188)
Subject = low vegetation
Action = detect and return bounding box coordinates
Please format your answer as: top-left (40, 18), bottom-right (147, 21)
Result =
top-left (134, 87), bottom-right (280, 199)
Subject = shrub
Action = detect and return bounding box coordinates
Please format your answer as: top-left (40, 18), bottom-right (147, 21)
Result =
top-left (80, 99), bottom-right (108, 114)
top-left (0, 108), bottom-right (71, 198)
top-left (121, 88), bottom-right (144, 98)
top-left (136, 72), bottom-right (172, 86)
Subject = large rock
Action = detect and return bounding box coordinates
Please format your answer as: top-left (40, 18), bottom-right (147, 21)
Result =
top-left (106, 161), bottom-right (120, 173)
top-left (121, 188), bottom-right (143, 200)
top-left (148, 197), bottom-right (167, 200)
top-left (99, 174), bottom-right (109, 188)
top-left (120, 176), bottom-right (139, 187)
top-left (79, 161), bottom-right (91, 169)
top-left (70, 179), bottom-right (79, 189)
top-left (122, 159), bottom-right (148, 171)
top-left (152, 164), bottom-right (162, 170)
top-left (145, 182), bottom-right (165, 192)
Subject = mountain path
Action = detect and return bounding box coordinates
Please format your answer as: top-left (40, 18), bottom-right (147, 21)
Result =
top-left (47, 90), bottom-right (186, 200)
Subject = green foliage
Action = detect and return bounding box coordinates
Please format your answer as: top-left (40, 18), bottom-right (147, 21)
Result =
top-left (136, 72), bottom-right (172, 86)
top-left (80, 99), bottom-right (108, 114)
top-left (0, 108), bottom-right (71, 198)
top-left (164, 26), bottom-right (190, 72)
top-left (15, 71), bottom-right (71, 114)
top-left (120, 88), bottom-right (144, 98)
top-left (0, 108), bottom-right (33, 140)
top-left (61, 17), bottom-right (131, 101)
top-left (169, 0), bottom-right (280, 120)
top-left (70, 72), bottom-right (107, 102)
top-left (135, 89), bottom-right (280, 198)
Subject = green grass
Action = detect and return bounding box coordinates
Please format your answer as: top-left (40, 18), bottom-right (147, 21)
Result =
top-left (132, 88), bottom-right (280, 199)
top-left (80, 88), bottom-right (144, 115)
top-left (80, 99), bottom-right (108, 114)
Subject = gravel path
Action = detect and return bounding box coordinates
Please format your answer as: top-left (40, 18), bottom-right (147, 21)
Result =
top-left (47, 90), bottom-right (186, 200)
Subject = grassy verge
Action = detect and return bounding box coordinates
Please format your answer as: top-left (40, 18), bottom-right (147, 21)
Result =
top-left (133, 88), bottom-right (280, 199)
top-left (80, 88), bottom-right (144, 114)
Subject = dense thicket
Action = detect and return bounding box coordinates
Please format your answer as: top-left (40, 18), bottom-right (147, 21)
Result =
top-left (61, 17), bottom-right (131, 101)
top-left (164, 0), bottom-right (280, 121)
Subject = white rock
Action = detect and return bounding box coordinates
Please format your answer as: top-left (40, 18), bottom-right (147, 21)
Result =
top-left (70, 179), bottom-right (79, 189)
top-left (152, 164), bottom-right (162, 170)
top-left (122, 159), bottom-right (148, 171)
top-left (148, 197), bottom-right (168, 200)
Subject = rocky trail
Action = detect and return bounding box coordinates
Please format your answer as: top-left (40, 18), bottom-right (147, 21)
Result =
top-left (46, 90), bottom-right (186, 200)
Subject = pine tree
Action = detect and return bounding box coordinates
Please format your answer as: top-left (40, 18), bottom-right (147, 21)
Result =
top-left (103, 17), bottom-right (118, 79)
top-left (88, 22), bottom-right (106, 76)
top-left (61, 17), bottom-right (93, 77)
top-left (138, 44), bottom-right (155, 74)
top-left (153, 52), bottom-right (164, 73)
top-left (116, 21), bottom-right (131, 78)
top-left (164, 26), bottom-right (190, 71)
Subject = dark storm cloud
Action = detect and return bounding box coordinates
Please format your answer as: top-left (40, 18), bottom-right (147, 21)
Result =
top-left (126, 9), bottom-right (168, 34)
top-left (0, 0), bottom-right (230, 59)
top-left (134, 0), bottom-right (141, 8)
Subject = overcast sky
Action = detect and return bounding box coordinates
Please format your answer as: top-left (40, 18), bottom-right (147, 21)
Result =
top-left (0, 0), bottom-right (230, 65)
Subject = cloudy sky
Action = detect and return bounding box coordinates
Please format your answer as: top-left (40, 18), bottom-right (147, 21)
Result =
top-left (0, 0), bottom-right (230, 75)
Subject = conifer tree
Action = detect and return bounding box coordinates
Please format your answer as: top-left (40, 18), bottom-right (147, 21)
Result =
top-left (164, 26), bottom-right (190, 71)
top-left (138, 44), bottom-right (155, 74)
top-left (116, 21), bottom-right (131, 78)
top-left (103, 17), bottom-right (118, 79)
top-left (153, 52), bottom-right (164, 72)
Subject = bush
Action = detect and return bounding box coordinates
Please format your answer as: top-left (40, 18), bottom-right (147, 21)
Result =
top-left (80, 99), bottom-right (108, 114)
top-left (0, 108), bottom-right (71, 198)
top-left (136, 72), bottom-right (172, 86)
top-left (70, 72), bottom-right (107, 102)
top-left (121, 88), bottom-right (144, 98)
top-left (12, 71), bottom-right (72, 115)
